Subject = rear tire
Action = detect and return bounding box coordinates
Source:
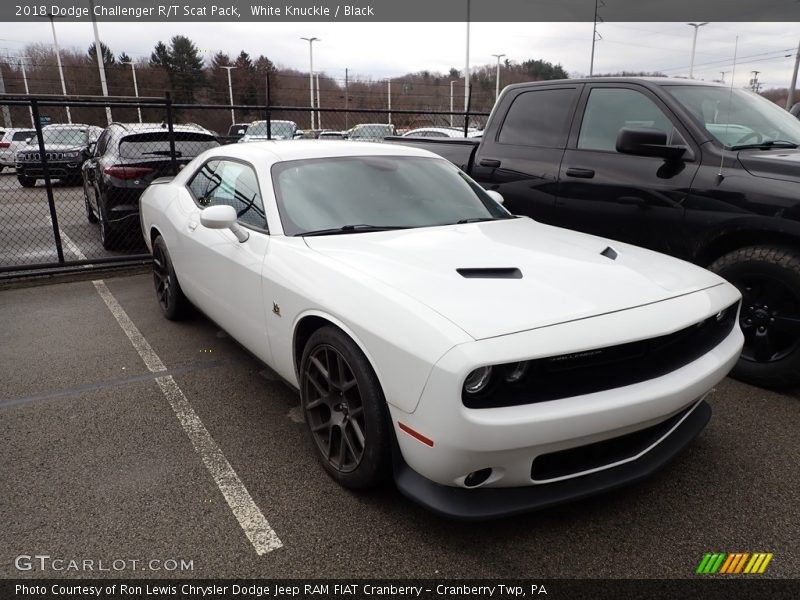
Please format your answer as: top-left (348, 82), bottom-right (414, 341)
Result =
top-left (300, 326), bottom-right (391, 489)
top-left (152, 235), bottom-right (189, 320)
top-left (17, 175), bottom-right (35, 188)
top-left (98, 193), bottom-right (122, 251)
top-left (709, 245), bottom-right (800, 388)
top-left (83, 182), bottom-right (98, 223)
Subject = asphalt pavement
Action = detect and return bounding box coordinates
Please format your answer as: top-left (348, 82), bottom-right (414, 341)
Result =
top-left (1, 272), bottom-right (798, 579)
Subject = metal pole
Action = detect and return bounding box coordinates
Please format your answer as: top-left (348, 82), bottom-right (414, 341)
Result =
top-left (464, 0), bottom-right (470, 114)
top-left (492, 53), bottom-right (506, 100)
top-left (688, 22), bottom-right (709, 79)
top-left (345, 67), bottom-right (349, 129)
top-left (590, 0), bottom-right (599, 76)
top-left (316, 73), bottom-right (322, 130)
top-left (301, 37), bottom-right (319, 130)
top-left (19, 58), bottom-right (35, 127)
top-left (222, 65), bottom-right (237, 125)
top-left (786, 39), bottom-right (800, 109)
top-left (450, 80), bottom-right (455, 127)
top-left (131, 62), bottom-right (142, 123)
top-left (31, 99), bottom-right (64, 264)
top-left (165, 93), bottom-right (177, 176)
top-left (387, 79), bottom-right (391, 125)
top-left (48, 15), bottom-right (71, 123)
top-left (88, 0), bottom-right (112, 124)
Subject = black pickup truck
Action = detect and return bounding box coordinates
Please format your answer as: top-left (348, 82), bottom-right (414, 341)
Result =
top-left (389, 77), bottom-right (800, 388)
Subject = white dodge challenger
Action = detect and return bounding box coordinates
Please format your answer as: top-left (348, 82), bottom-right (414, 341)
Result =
top-left (140, 140), bottom-right (744, 519)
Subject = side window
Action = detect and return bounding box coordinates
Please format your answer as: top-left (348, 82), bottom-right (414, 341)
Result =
top-left (13, 131), bottom-right (34, 141)
top-left (578, 88), bottom-right (679, 151)
top-left (188, 160), bottom-right (267, 230)
top-left (497, 88), bottom-right (577, 148)
top-left (95, 131), bottom-right (110, 156)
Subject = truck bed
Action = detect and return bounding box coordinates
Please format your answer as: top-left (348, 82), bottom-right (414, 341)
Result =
top-left (384, 136), bottom-right (480, 172)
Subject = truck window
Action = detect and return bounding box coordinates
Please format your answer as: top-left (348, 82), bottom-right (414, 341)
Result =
top-left (497, 88), bottom-right (576, 148)
top-left (578, 88), bottom-right (679, 151)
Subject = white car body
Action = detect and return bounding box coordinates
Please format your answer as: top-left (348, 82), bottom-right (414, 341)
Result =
top-left (140, 140), bottom-right (743, 519)
top-left (402, 127), bottom-right (479, 139)
top-left (0, 127), bottom-right (36, 167)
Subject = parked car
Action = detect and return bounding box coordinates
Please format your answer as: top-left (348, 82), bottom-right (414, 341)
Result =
top-left (389, 77), bottom-right (800, 388)
top-left (15, 124), bottom-right (102, 187)
top-left (402, 127), bottom-right (474, 138)
top-left (0, 127), bottom-right (36, 171)
top-left (82, 122), bottom-right (219, 250)
top-left (239, 120), bottom-right (298, 141)
top-left (227, 123), bottom-right (249, 138)
top-left (318, 130), bottom-right (345, 139)
top-left (346, 123), bottom-right (395, 142)
top-left (140, 140), bottom-right (742, 519)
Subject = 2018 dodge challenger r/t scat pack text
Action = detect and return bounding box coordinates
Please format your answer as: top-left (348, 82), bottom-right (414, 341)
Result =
top-left (139, 141), bottom-right (744, 519)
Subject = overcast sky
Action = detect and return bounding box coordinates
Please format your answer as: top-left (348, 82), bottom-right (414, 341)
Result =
top-left (1, 21), bottom-right (798, 90)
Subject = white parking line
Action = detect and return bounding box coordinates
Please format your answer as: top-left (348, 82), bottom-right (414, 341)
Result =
top-left (92, 279), bottom-right (283, 555)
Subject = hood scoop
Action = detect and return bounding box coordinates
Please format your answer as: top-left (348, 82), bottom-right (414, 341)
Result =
top-left (456, 267), bottom-right (522, 279)
top-left (601, 246), bottom-right (618, 261)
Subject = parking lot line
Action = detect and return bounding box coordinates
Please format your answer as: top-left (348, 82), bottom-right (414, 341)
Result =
top-left (92, 279), bottom-right (283, 555)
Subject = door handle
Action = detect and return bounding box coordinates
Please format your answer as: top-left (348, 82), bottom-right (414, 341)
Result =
top-left (479, 158), bottom-right (501, 168)
top-left (565, 168), bottom-right (595, 178)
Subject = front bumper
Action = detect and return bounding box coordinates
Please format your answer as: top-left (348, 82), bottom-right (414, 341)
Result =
top-left (394, 399), bottom-right (711, 520)
top-left (16, 161), bottom-right (81, 178)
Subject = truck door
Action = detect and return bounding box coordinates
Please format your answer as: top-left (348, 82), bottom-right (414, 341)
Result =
top-left (471, 84), bottom-right (580, 223)
top-left (554, 83), bottom-right (699, 258)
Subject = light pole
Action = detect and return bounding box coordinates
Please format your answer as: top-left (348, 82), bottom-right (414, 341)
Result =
top-left (301, 37), bottom-right (319, 130)
top-left (316, 73), bottom-right (322, 130)
top-left (387, 79), bottom-right (392, 125)
top-left (121, 60), bottom-right (142, 123)
top-left (47, 14), bottom-right (71, 123)
top-left (688, 22), bottom-right (709, 79)
top-left (449, 80), bottom-right (456, 127)
top-left (464, 0), bottom-right (471, 114)
top-left (88, 0), bottom-right (112, 124)
top-left (492, 53), bottom-right (506, 100)
top-left (19, 57), bottom-right (34, 127)
top-left (221, 65), bottom-right (237, 125)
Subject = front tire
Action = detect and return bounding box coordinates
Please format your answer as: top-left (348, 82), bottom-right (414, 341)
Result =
top-left (300, 326), bottom-right (391, 489)
top-left (152, 235), bottom-right (189, 320)
top-left (83, 182), bottom-right (98, 223)
top-left (710, 245), bottom-right (800, 387)
top-left (17, 175), bottom-right (35, 187)
top-left (98, 192), bottom-right (122, 251)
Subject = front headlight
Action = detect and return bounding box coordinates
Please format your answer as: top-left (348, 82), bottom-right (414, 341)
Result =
top-left (464, 366), bottom-right (493, 395)
top-left (65, 151), bottom-right (81, 159)
top-left (503, 361), bottom-right (530, 383)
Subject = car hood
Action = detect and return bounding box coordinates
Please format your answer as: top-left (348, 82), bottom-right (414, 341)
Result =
top-left (304, 218), bottom-right (725, 340)
top-left (18, 144), bottom-right (84, 153)
top-left (738, 149), bottom-right (800, 183)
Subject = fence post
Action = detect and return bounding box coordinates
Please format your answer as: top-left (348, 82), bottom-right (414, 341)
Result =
top-left (266, 71), bottom-right (272, 140)
top-left (164, 92), bottom-right (178, 176)
top-left (30, 99), bottom-right (65, 264)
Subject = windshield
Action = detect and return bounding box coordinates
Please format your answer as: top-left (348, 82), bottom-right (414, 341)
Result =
top-left (350, 125), bottom-right (393, 139)
top-left (248, 121), bottom-right (297, 138)
top-left (272, 156), bottom-right (511, 235)
top-left (42, 128), bottom-right (88, 146)
top-left (666, 85), bottom-right (800, 148)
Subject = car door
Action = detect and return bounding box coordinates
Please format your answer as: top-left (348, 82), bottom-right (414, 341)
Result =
top-left (470, 84), bottom-right (581, 223)
top-left (179, 158), bottom-right (273, 363)
top-left (554, 83), bottom-right (700, 257)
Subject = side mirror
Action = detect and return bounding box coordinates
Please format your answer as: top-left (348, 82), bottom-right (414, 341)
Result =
top-left (485, 190), bottom-right (505, 205)
top-left (88, 142), bottom-right (97, 154)
top-left (616, 127), bottom-right (687, 161)
top-left (200, 205), bottom-right (249, 242)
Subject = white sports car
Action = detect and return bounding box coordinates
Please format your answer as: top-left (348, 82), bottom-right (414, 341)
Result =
top-left (139, 141), bottom-right (744, 519)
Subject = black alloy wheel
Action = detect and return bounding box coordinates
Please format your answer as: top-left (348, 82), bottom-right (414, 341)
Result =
top-left (152, 235), bottom-right (189, 320)
top-left (300, 326), bottom-right (391, 488)
top-left (710, 245), bottom-right (800, 387)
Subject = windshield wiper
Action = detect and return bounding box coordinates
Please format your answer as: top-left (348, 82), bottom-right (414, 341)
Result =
top-left (300, 224), bottom-right (411, 236)
top-left (730, 140), bottom-right (799, 150)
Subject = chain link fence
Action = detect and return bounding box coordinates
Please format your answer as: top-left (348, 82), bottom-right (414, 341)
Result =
top-left (0, 95), bottom-right (488, 278)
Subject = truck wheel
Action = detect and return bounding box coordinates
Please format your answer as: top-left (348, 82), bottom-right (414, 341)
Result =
top-left (17, 175), bottom-right (35, 188)
top-left (709, 245), bottom-right (800, 387)
top-left (300, 326), bottom-right (391, 489)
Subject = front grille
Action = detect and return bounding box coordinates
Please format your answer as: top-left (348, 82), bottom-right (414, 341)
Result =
top-left (463, 302), bottom-right (738, 408)
top-left (530, 402), bottom-right (695, 481)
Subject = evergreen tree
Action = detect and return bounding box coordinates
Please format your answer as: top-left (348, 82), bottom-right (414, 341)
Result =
top-left (87, 41), bottom-right (115, 66)
top-left (149, 41), bottom-right (170, 68)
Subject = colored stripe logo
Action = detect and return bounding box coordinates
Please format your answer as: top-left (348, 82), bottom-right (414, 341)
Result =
top-left (696, 552), bottom-right (773, 574)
